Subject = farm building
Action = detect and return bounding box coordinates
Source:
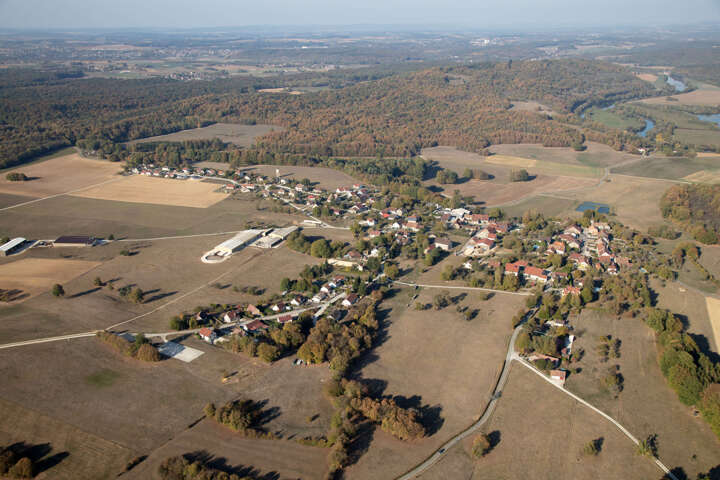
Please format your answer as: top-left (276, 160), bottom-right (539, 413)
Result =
top-left (0, 237), bottom-right (26, 256)
top-left (269, 225), bottom-right (298, 240)
top-left (54, 235), bottom-right (96, 247)
top-left (214, 230), bottom-right (263, 256)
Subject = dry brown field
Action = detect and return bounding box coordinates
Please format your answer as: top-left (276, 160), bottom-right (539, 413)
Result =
top-left (0, 194), bottom-right (300, 241)
top-left (0, 153), bottom-right (122, 198)
top-left (0, 258), bottom-right (101, 304)
top-left (566, 310), bottom-right (720, 478)
top-left (0, 398), bottom-right (134, 480)
top-left (420, 365), bottom-right (662, 480)
top-left (636, 73), bottom-right (659, 83)
top-left (705, 297), bottom-right (720, 357)
top-left (122, 418), bottom-right (328, 480)
top-left (638, 82), bottom-right (720, 106)
top-left (699, 245), bottom-right (720, 279)
top-left (71, 176), bottom-right (229, 208)
top-left (242, 164), bottom-right (362, 190)
top-left (434, 174), bottom-right (596, 207)
top-left (509, 100), bottom-right (555, 116)
top-left (344, 287), bottom-right (525, 479)
top-left (125, 123), bottom-right (283, 147)
top-left (563, 175), bottom-right (670, 230)
top-left (489, 141), bottom-right (638, 168)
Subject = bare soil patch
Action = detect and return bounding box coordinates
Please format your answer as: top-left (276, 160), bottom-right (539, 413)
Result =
top-left (636, 73), bottom-right (659, 83)
top-left (345, 288), bottom-right (525, 479)
top-left (71, 176), bottom-right (229, 208)
top-left (0, 258), bottom-right (101, 304)
top-left (125, 123), bottom-right (283, 147)
top-left (0, 154), bottom-right (122, 198)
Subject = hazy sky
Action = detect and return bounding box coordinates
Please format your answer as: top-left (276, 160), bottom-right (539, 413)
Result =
top-left (1, 0), bottom-right (719, 30)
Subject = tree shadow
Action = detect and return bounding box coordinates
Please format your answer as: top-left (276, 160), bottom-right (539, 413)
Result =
top-left (487, 430), bottom-right (502, 452)
top-left (145, 291), bottom-right (178, 303)
top-left (345, 420), bottom-right (377, 467)
top-left (689, 333), bottom-right (720, 364)
top-left (2, 442), bottom-right (69, 475)
top-left (666, 467), bottom-right (687, 480)
top-left (0, 289), bottom-right (28, 302)
top-left (694, 464), bottom-right (720, 480)
top-left (184, 451), bottom-right (281, 480)
top-left (68, 287), bottom-right (101, 298)
top-left (389, 394), bottom-right (445, 436)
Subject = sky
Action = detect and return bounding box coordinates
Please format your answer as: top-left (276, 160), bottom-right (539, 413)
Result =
top-left (0, 0), bottom-right (719, 30)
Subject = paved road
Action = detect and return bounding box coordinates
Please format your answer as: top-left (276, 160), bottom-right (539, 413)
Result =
top-left (393, 280), bottom-right (532, 296)
top-left (0, 332), bottom-right (97, 350)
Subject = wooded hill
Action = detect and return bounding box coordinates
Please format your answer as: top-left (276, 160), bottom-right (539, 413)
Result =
top-left (0, 59), bottom-right (658, 168)
top-left (661, 183), bottom-right (720, 244)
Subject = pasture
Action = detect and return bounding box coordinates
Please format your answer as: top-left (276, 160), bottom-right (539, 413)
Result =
top-left (70, 176), bottom-right (229, 208)
top-left (421, 365), bottom-right (662, 480)
top-left (123, 418), bottom-right (329, 480)
top-left (125, 123), bottom-right (283, 147)
top-left (488, 142), bottom-right (638, 168)
top-left (0, 153), bottom-right (122, 199)
top-left (610, 156), bottom-right (719, 181)
top-left (345, 287), bottom-right (525, 479)
top-left (566, 310), bottom-right (720, 479)
top-left (0, 258), bottom-right (101, 304)
top-left (585, 107), bottom-right (645, 131)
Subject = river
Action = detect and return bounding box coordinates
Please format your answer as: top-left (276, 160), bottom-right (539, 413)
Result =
top-left (638, 119), bottom-right (655, 138)
top-left (666, 76), bottom-right (687, 92)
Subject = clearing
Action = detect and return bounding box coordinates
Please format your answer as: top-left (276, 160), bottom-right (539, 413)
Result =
top-left (0, 258), bottom-right (101, 304)
top-left (70, 176), bottom-right (229, 208)
top-left (610, 156), bottom-right (720, 181)
top-left (421, 365), bottom-right (662, 480)
top-left (125, 123), bottom-right (283, 147)
top-left (565, 310), bottom-right (720, 479)
top-left (509, 100), bottom-right (555, 116)
top-left (345, 287), bottom-right (525, 479)
top-left (0, 153), bottom-right (121, 199)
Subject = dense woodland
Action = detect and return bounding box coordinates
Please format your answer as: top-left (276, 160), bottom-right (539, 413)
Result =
top-left (0, 58), bottom-right (660, 168)
top-left (660, 184), bottom-right (720, 244)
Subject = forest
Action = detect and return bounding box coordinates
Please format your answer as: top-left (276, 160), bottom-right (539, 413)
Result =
top-left (0, 58), bottom-right (660, 169)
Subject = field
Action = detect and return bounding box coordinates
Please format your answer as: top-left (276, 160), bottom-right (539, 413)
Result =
top-left (562, 175), bottom-right (671, 230)
top-left (0, 258), bottom-right (101, 304)
top-left (436, 174), bottom-right (597, 208)
top-left (509, 100), bottom-right (555, 116)
top-left (706, 297), bottom-right (720, 356)
top-left (125, 123), bottom-right (283, 147)
top-left (638, 82), bottom-right (720, 106)
top-left (242, 164), bottom-right (362, 190)
top-left (496, 195), bottom-right (579, 219)
top-left (565, 310), bottom-right (720, 479)
top-left (344, 287), bottom-right (526, 479)
top-left (488, 142), bottom-right (639, 168)
top-left (0, 398), bottom-right (134, 480)
top-left (123, 418), bottom-right (329, 480)
top-left (585, 108), bottom-right (645, 131)
top-left (420, 365), bottom-right (663, 480)
top-left (636, 73), bottom-right (659, 83)
top-left (0, 153), bottom-right (122, 199)
top-left (682, 170), bottom-right (720, 184)
top-left (673, 128), bottom-right (720, 146)
top-left (486, 154), bottom-right (603, 178)
top-left (70, 176), bottom-right (229, 208)
top-left (610, 156), bottom-right (719, 181)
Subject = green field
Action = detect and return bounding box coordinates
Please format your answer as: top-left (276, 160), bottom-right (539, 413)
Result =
top-left (611, 156), bottom-right (719, 180)
top-left (586, 107), bottom-right (645, 131)
top-left (673, 128), bottom-right (720, 146)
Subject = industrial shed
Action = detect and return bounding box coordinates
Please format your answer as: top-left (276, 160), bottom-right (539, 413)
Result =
top-left (214, 230), bottom-right (263, 256)
top-left (54, 236), bottom-right (96, 247)
top-left (0, 237), bottom-right (26, 256)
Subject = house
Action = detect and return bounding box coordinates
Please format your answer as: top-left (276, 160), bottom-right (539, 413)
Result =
top-left (558, 234), bottom-right (581, 249)
top-left (223, 310), bottom-right (241, 323)
top-left (312, 292), bottom-right (328, 303)
top-left (278, 314), bottom-right (294, 324)
top-left (546, 241), bottom-right (566, 255)
top-left (569, 253), bottom-right (589, 268)
top-left (505, 262), bottom-right (521, 276)
top-left (345, 250), bottom-right (363, 261)
top-left (198, 327), bottom-right (217, 344)
top-left (270, 302), bottom-right (288, 312)
top-left (342, 293), bottom-right (359, 307)
top-left (433, 237), bottom-right (452, 251)
top-left (320, 284), bottom-right (333, 294)
top-left (246, 304), bottom-right (262, 317)
top-left (550, 369), bottom-right (567, 385)
top-left (366, 229), bottom-right (382, 239)
top-left (562, 286), bottom-right (582, 297)
top-left (330, 276), bottom-right (345, 288)
top-left (243, 320), bottom-right (268, 333)
top-left (524, 266), bottom-right (548, 283)
top-left (290, 296), bottom-right (305, 307)
top-left (564, 225), bottom-right (582, 236)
